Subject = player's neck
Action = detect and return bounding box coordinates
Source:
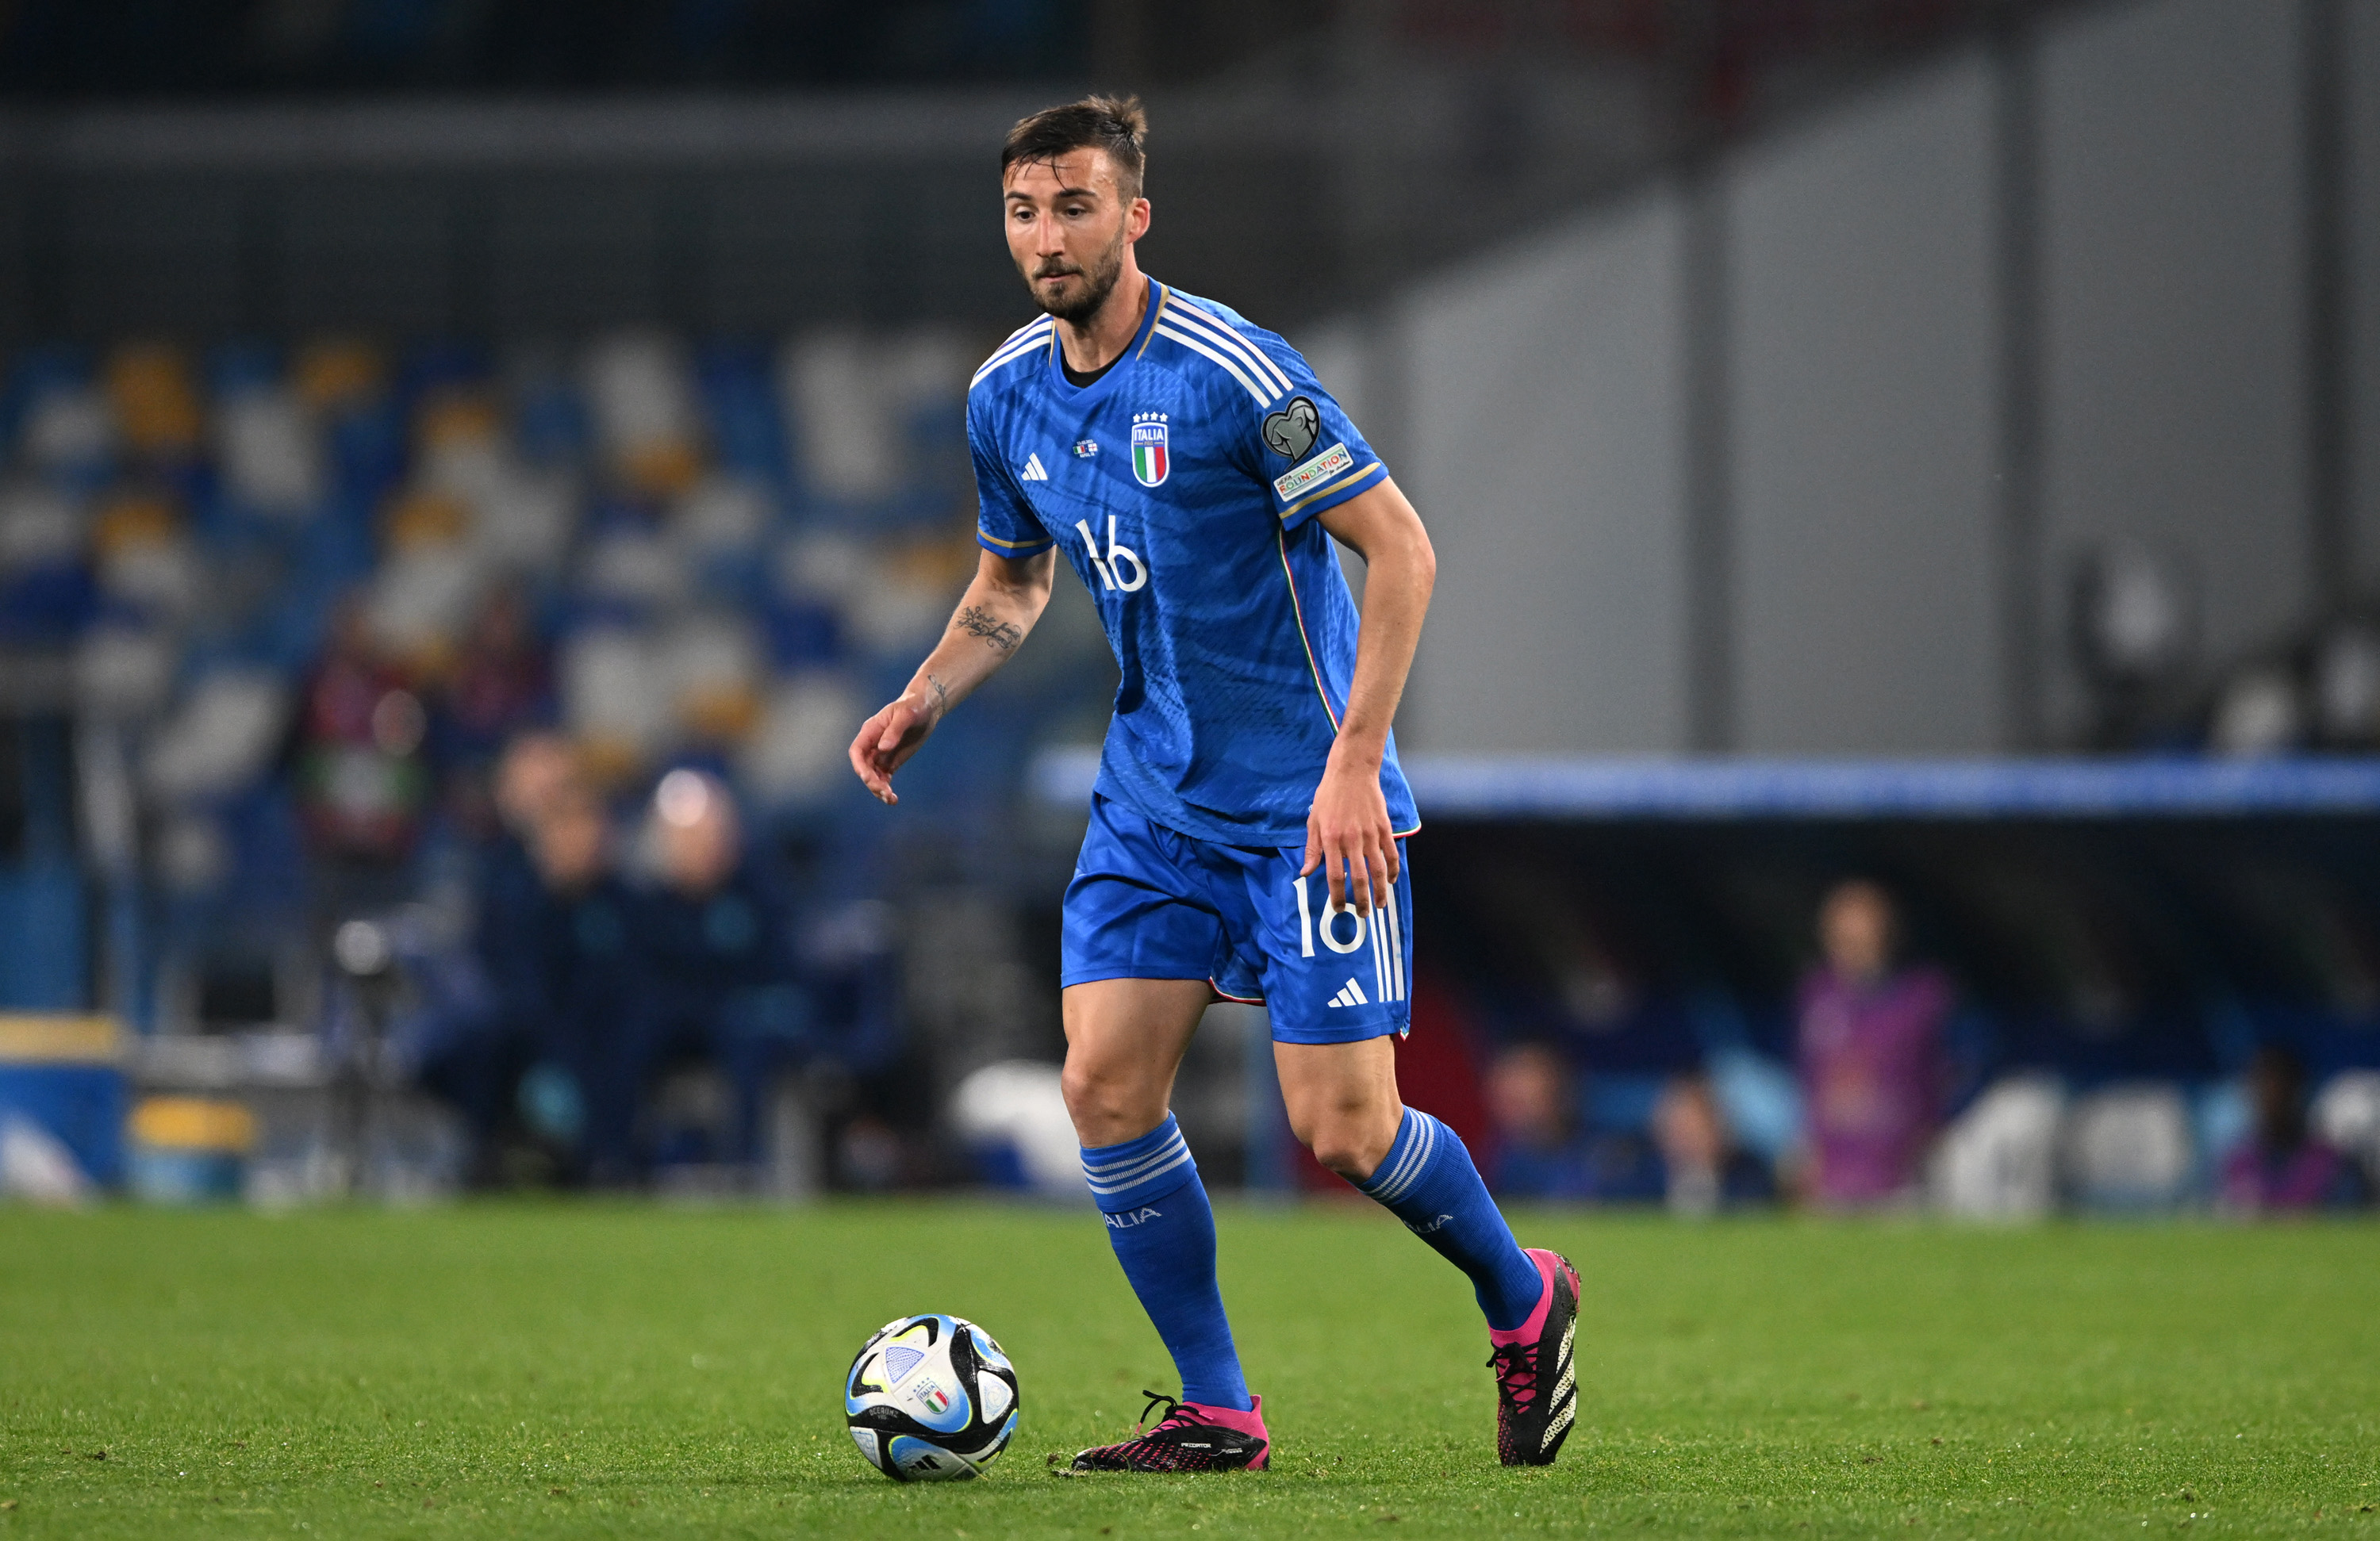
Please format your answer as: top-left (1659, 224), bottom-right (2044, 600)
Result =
top-left (1054, 258), bottom-right (1149, 376)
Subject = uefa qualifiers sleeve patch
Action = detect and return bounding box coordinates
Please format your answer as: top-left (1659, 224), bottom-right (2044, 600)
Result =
top-left (1273, 441), bottom-right (1354, 504)
top-left (1262, 397), bottom-right (1321, 459)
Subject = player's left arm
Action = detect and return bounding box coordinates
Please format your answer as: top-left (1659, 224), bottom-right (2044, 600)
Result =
top-left (1303, 477), bottom-right (1434, 918)
top-left (849, 546), bottom-right (1057, 806)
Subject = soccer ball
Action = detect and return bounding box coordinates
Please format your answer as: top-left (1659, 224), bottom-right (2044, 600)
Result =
top-left (843, 1313), bottom-right (1019, 1482)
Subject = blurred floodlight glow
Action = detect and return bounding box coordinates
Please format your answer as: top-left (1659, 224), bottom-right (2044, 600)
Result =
top-left (655, 767), bottom-right (713, 828)
top-left (333, 919), bottom-right (391, 978)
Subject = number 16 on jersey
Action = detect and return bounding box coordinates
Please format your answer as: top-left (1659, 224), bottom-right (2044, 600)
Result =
top-left (1076, 516), bottom-right (1147, 592)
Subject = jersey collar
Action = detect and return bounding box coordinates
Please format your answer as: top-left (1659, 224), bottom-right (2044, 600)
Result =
top-left (1046, 273), bottom-right (1162, 405)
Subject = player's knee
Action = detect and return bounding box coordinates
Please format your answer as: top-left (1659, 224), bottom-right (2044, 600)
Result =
top-left (1059, 1059), bottom-right (1162, 1148)
top-left (1057, 1059), bottom-right (1109, 1124)
top-left (1299, 1109), bottom-right (1399, 1184)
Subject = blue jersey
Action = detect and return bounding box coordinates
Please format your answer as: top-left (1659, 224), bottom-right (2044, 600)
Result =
top-left (968, 275), bottom-right (1419, 847)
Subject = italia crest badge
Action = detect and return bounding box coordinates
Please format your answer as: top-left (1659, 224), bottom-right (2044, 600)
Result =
top-left (1130, 412), bottom-right (1170, 488)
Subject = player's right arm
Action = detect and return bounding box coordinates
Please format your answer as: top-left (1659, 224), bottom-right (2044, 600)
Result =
top-left (848, 546), bottom-right (1057, 805)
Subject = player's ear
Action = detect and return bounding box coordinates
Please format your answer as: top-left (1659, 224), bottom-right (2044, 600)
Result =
top-left (1126, 197), bottom-right (1151, 244)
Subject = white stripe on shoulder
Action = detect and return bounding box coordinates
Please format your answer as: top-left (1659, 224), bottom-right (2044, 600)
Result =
top-left (969, 320), bottom-right (1054, 388)
top-left (1152, 322), bottom-right (1274, 405)
top-left (988, 315), bottom-right (1053, 355)
top-left (970, 324), bottom-right (1050, 382)
top-left (1165, 303), bottom-right (1295, 398)
top-left (1001, 314), bottom-right (1054, 344)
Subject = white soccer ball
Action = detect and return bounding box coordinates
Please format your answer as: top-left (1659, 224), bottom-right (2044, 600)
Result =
top-left (843, 1313), bottom-right (1019, 1482)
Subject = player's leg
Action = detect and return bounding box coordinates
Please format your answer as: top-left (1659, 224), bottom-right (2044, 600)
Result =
top-left (1058, 976), bottom-right (1208, 1144)
top-left (1276, 1037), bottom-right (1580, 1465)
top-left (1057, 799), bottom-right (1268, 1471)
top-left (1060, 980), bottom-right (1273, 1473)
top-left (1248, 845), bottom-right (1580, 1466)
top-left (1275, 1037), bottom-right (1544, 1330)
top-left (1061, 976), bottom-right (1253, 1407)
top-left (1061, 980), bottom-right (1233, 1393)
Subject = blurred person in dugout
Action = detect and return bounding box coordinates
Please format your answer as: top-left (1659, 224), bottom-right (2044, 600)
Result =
top-left (1794, 880), bottom-right (1952, 1209)
top-left (1483, 1043), bottom-right (1658, 1202)
top-left (463, 734), bottom-right (640, 1186)
top-left (516, 780), bottom-right (641, 1186)
top-left (477, 732), bottom-right (582, 977)
top-left (1651, 1074), bottom-right (1776, 1216)
top-left (2220, 1046), bottom-right (2367, 1213)
top-left (625, 769), bottom-right (806, 1176)
top-left (290, 596), bottom-right (433, 919)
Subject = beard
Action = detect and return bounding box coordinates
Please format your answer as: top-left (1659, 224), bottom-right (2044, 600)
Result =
top-left (1025, 227), bottom-right (1127, 325)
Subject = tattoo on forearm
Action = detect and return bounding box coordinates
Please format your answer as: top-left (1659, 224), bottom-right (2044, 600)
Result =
top-left (957, 604), bottom-right (1024, 654)
top-left (924, 674), bottom-right (951, 715)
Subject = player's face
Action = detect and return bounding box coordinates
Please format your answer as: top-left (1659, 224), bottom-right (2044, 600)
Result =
top-left (1003, 148), bottom-right (1146, 324)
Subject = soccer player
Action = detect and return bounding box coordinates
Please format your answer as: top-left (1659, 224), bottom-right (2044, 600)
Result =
top-left (847, 94), bottom-right (1578, 1472)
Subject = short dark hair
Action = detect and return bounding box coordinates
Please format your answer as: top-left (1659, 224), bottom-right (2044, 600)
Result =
top-left (1001, 94), bottom-right (1148, 203)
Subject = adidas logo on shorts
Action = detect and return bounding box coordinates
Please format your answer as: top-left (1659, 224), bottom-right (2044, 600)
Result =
top-left (1326, 977), bottom-right (1368, 1009)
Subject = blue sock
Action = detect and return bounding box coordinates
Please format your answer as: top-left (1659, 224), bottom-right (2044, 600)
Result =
top-left (1082, 1114), bottom-right (1253, 1412)
top-left (1354, 1107), bottom-right (1546, 1332)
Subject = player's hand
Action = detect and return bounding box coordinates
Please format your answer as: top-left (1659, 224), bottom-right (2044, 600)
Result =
top-left (1303, 753), bottom-right (1399, 916)
top-left (848, 692), bottom-right (940, 806)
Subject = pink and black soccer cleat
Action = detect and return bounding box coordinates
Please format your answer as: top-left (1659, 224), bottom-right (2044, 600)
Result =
top-left (1069, 1390), bottom-right (1270, 1473)
top-left (1486, 1248), bottom-right (1580, 1466)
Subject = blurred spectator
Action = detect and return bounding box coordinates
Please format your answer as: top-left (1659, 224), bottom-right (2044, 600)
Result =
top-left (1650, 1073), bottom-right (1775, 1216)
top-left (492, 730), bottom-right (582, 838)
top-left (2219, 1048), bottom-right (2367, 1213)
top-left (628, 769), bottom-right (805, 1175)
top-left (437, 586), bottom-right (555, 838)
top-left (1795, 880), bottom-right (1952, 1209)
top-left (515, 784), bottom-right (640, 1186)
top-left (1482, 1042), bottom-right (1660, 1201)
top-left (291, 596), bottom-right (433, 913)
top-left (453, 733), bottom-right (633, 1184)
top-left (1484, 1044), bottom-right (1582, 1196)
top-left (407, 734), bottom-right (559, 1185)
top-left (475, 728), bottom-right (583, 1002)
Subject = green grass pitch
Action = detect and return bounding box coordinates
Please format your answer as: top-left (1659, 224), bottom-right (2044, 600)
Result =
top-left (0, 1202), bottom-right (2374, 1537)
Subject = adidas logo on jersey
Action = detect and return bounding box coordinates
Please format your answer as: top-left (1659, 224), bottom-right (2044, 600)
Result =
top-left (1326, 977), bottom-right (1369, 1009)
top-left (1021, 452), bottom-right (1050, 481)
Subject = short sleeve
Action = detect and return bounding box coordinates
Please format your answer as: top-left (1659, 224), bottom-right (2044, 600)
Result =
top-left (968, 395), bottom-right (1054, 557)
top-left (1241, 340), bottom-right (1388, 531)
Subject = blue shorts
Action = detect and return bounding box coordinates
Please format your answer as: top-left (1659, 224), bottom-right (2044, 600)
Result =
top-left (1060, 795), bottom-right (1413, 1045)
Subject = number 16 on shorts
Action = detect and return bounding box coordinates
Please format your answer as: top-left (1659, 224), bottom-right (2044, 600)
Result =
top-left (1292, 872), bottom-right (1407, 1006)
